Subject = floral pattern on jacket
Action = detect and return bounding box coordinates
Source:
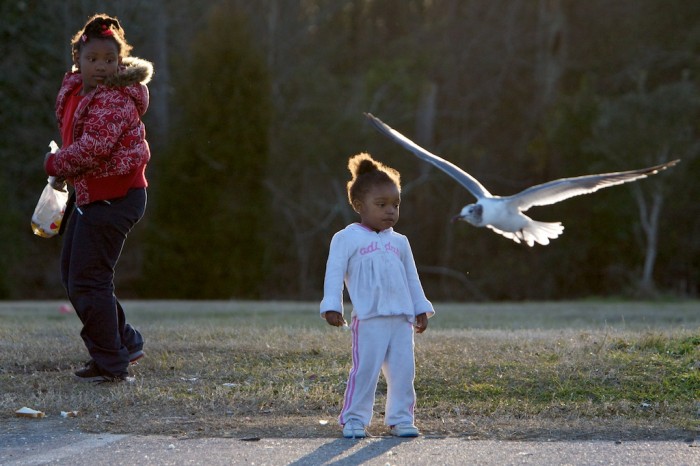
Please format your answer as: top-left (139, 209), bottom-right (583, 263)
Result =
top-left (46, 56), bottom-right (154, 206)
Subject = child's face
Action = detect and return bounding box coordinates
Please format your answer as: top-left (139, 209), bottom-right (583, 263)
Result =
top-left (354, 183), bottom-right (401, 232)
top-left (76, 39), bottom-right (120, 95)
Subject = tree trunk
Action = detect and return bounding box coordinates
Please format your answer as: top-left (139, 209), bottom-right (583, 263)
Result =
top-left (535, 0), bottom-right (565, 112)
top-left (633, 184), bottom-right (664, 294)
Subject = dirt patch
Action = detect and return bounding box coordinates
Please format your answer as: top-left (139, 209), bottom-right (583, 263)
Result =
top-left (66, 413), bottom-right (693, 441)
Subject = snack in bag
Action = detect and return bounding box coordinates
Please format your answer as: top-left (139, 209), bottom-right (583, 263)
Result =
top-left (31, 141), bottom-right (69, 238)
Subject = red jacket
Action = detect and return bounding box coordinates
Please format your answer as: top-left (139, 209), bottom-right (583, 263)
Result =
top-left (45, 57), bottom-right (154, 206)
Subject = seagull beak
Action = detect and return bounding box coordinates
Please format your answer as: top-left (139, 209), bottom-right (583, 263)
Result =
top-left (451, 214), bottom-right (463, 223)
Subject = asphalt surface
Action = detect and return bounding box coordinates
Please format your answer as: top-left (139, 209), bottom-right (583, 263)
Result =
top-left (1, 418), bottom-right (698, 465)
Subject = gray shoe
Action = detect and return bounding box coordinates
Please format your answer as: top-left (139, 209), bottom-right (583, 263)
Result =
top-left (129, 349), bottom-right (145, 364)
top-left (390, 423), bottom-right (420, 437)
top-left (342, 419), bottom-right (366, 439)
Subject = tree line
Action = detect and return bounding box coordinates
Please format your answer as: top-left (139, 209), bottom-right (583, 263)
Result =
top-left (1, 0), bottom-right (698, 301)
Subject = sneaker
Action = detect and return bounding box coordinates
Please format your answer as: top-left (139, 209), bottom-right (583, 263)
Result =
top-left (390, 423), bottom-right (420, 437)
top-left (74, 360), bottom-right (127, 384)
top-left (342, 419), bottom-right (367, 439)
top-left (129, 349), bottom-right (145, 364)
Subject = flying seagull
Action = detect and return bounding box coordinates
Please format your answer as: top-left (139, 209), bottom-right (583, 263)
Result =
top-left (365, 113), bottom-right (679, 246)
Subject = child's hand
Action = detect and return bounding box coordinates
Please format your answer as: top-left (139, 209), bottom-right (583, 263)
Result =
top-left (324, 311), bottom-right (347, 327)
top-left (414, 313), bottom-right (428, 334)
top-left (49, 176), bottom-right (67, 191)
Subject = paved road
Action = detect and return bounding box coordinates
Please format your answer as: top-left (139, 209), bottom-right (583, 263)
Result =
top-left (1, 418), bottom-right (698, 465)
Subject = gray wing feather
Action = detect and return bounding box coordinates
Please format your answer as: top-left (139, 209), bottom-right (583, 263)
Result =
top-left (365, 113), bottom-right (491, 199)
top-left (509, 160), bottom-right (680, 210)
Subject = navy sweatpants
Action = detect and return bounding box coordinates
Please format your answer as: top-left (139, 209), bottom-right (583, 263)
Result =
top-left (61, 188), bottom-right (146, 377)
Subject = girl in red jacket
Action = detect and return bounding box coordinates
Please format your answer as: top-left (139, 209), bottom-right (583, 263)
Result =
top-left (44, 13), bottom-right (153, 383)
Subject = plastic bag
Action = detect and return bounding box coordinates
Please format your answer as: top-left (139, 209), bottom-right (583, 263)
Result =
top-left (31, 141), bottom-right (69, 238)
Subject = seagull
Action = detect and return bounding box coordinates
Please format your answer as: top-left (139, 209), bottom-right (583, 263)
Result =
top-left (365, 113), bottom-right (679, 246)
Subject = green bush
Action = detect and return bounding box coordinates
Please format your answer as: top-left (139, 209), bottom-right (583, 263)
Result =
top-left (141, 4), bottom-right (272, 298)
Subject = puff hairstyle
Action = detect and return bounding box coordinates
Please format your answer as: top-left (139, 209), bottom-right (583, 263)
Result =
top-left (71, 13), bottom-right (133, 63)
top-left (346, 153), bottom-right (402, 206)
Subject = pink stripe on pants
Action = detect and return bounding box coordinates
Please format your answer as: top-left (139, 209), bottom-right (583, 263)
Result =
top-left (339, 315), bottom-right (416, 427)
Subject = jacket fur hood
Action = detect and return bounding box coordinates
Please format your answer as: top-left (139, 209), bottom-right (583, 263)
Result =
top-left (105, 56), bottom-right (154, 87)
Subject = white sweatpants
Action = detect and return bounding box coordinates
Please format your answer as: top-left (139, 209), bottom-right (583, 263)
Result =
top-left (339, 315), bottom-right (416, 427)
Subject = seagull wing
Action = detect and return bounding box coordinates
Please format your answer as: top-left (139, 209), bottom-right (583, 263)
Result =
top-left (365, 113), bottom-right (491, 199)
top-left (508, 160), bottom-right (680, 210)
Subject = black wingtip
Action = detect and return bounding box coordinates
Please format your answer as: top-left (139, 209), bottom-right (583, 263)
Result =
top-left (364, 112), bottom-right (381, 125)
top-left (364, 112), bottom-right (389, 134)
top-left (650, 158), bottom-right (681, 174)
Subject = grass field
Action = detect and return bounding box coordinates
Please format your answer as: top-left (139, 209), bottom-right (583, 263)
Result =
top-left (1, 300), bottom-right (698, 440)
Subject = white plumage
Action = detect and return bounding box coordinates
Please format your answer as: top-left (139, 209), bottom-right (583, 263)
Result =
top-left (366, 113), bottom-right (679, 246)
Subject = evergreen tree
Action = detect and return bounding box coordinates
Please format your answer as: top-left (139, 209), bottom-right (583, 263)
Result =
top-left (142, 3), bottom-right (271, 298)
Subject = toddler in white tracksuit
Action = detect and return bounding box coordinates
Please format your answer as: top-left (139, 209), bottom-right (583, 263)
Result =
top-left (320, 153), bottom-right (434, 438)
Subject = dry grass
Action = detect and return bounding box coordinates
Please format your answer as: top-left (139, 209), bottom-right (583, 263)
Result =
top-left (1, 300), bottom-right (698, 440)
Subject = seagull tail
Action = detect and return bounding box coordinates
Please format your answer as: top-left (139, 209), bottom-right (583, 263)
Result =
top-left (517, 221), bottom-right (565, 247)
